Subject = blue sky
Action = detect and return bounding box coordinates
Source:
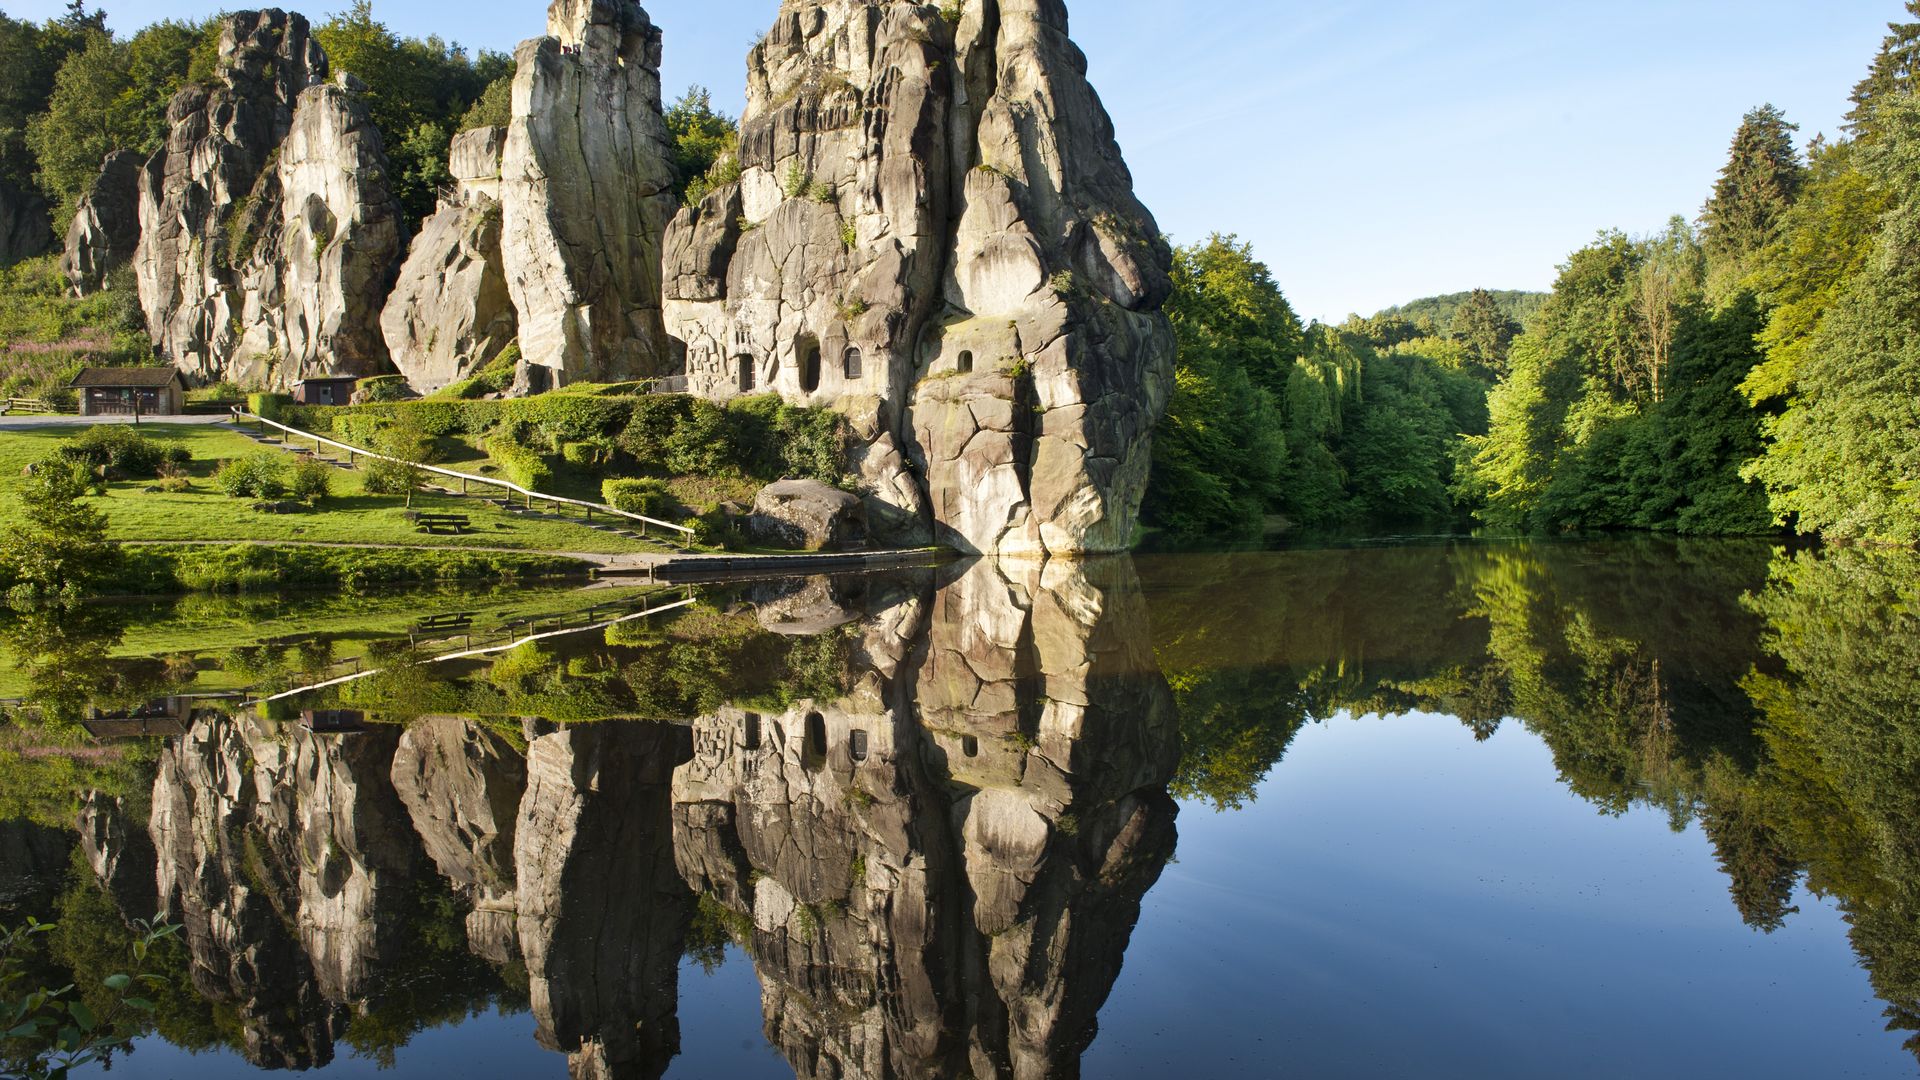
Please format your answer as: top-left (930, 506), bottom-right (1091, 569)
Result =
top-left (15, 0), bottom-right (1902, 320)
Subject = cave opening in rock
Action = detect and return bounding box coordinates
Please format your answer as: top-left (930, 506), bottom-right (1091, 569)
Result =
top-left (962, 735), bottom-right (980, 758)
top-left (798, 335), bottom-right (821, 393)
top-left (744, 713), bottom-right (762, 751)
top-left (958, 350), bottom-right (974, 374)
top-left (736, 353), bottom-right (754, 392)
top-left (803, 712), bottom-right (827, 772)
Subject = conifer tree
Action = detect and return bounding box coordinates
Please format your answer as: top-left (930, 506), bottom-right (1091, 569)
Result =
top-left (1848, 1), bottom-right (1920, 138)
top-left (1702, 105), bottom-right (1804, 267)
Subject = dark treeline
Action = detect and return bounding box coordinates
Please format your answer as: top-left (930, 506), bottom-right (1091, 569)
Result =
top-left (1154, 3), bottom-right (1920, 549)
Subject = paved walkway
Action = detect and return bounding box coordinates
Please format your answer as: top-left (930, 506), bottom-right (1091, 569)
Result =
top-left (0, 414), bottom-right (229, 429)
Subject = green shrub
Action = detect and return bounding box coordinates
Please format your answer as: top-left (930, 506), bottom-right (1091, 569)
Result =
top-left (487, 431), bottom-right (552, 491)
top-left (603, 477), bottom-right (672, 516)
top-left (57, 426), bottom-right (170, 478)
top-left (247, 392), bottom-right (292, 422)
top-left (563, 439), bottom-right (616, 468)
top-left (215, 452), bottom-right (288, 499)
top-left (288, 457), bottom-right (332, 504)
top-left (357, 375), bottom-right (412, 402)
top-left (435, 341), bottom-right (521, 401)
top-left (362, 458), bottom-right (423, 498)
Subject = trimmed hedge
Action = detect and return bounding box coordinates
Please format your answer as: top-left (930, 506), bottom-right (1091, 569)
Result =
top-left (603, 477), bottom-right (672, 516)
top-left (486, 431), bottom-right (552, 490)
top-left (247, 392), bottom-right (292, 422)
top-left (285, 393), bottom-right (853, 488)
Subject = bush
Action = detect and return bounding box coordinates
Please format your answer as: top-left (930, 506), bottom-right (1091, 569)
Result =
top-left (362, 458), bottom-right (423, 498)
top-left (247, 392), bottom-right (292, 422)
top-left (436, 341), bottom-right (520, 401)
top-left (357, 375), bottom-right (413, 403)
top-left (487, 431), bottom-right (552, 491)
top-left (603, 477), bottom-right (672, 516)
top-left (215, 452), bottom-right (288, 500)
top-left (288, 457), bottom-right (332, 504)
top-left (562, 439), bottom-right (615, 468)
top-left (58, 426), bottom-right (171, 478)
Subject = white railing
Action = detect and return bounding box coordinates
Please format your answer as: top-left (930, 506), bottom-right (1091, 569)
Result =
top-left (229, 408), bottom-right (696, 539)
top-left (244, 593), bottom-right (700, 708)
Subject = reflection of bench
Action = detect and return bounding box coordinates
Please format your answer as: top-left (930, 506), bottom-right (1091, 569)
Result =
top-left (407, 512), bottom-right (470, 534)
top-left (414, 612), bottom-right (475, 635)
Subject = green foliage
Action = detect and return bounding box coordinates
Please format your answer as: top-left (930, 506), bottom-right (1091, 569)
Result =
top-left (1701, 104), bottom-right (1805, 274)
top-left (1745, 95), bottom-right (1920, 544)
top-left (246, 392), bottom-right (291, 422)
top-left (1847, 1), bottom-right (1920, 139)
top-left (434, 341), bottom-right (520, 400)
top-left (287, 456), bottom-right (332, 505)
top-left (313, 2), bottom-right (510, 224)
top-left (56, 425), bottom-right (172, 479)
top-left (666, 86), bottom-right (739, 205)
top-left (486, 431), bottom-right (552, 491)
top-left (1, 454), bottom-right (118, 606)
top-left (457, 73), bottom-right (513, 132)
top-left (356, 374), bottom-right (411, 403)
top-left (1374, 289), bottom-right (1549, 338)
top-left (0, 258), bottom-right (152, 401)
top-left (0, 917), bottom-right (182, 1080)
top-left (603, 477), bottom-right (671, 516)
top-left (214, 452), bottom-right (287, 500)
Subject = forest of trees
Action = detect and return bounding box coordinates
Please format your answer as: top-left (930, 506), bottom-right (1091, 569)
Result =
top-left (1151, 3), bottom-right (1920, 549)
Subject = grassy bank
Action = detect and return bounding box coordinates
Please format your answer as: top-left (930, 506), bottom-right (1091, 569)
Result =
top-left (0, 424), bottom-right (658, 554)
top-left (115, 543), bottom-right (591, 594)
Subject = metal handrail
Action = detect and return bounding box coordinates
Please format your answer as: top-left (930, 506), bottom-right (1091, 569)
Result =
top-left (228, 407), bottom-right (696, 538)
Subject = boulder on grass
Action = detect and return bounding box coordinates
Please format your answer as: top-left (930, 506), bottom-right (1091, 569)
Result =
top-left (747, 479), bottom-right (866, 553)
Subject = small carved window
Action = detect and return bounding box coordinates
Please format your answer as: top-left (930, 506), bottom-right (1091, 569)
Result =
top-left (957, 351), bottom-right (974, 374)
top-left (961, 735), bottom-right (980, 758)
top-left (744, 712), bottom-right (762, 751)
top-left (799, 337), bottom-right (821, 393)
top-left (844, 347), bottom-right (863, 380)
top-left (849, 729), bottom-right (869, 763)
top-left (736, 354), bottom-right (754, 392)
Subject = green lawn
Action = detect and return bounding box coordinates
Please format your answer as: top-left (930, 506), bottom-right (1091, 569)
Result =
top-left (0, 424), bottom-right (663, 555)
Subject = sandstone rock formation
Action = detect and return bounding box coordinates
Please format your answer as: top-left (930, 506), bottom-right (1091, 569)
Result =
top-left (500, 0), bottom-right (679, 390)
top-left (62, 151), bottom-right (144, 295)
top-left (0, 179), bottom-right (53, 268)
top-left (382, 127), bottom-right (518, 394)
top-left (663, 0), bottom-right (1175, 557)
top-left (749, 478), bottom-right (869, 551)
top-left (134, 12), bottom-right (401, 389)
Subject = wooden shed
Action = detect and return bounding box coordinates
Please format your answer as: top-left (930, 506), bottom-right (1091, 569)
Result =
top-left (70, 367), bottom-right (186, 417)
top-left (293, 377), bottom-right (359, 407)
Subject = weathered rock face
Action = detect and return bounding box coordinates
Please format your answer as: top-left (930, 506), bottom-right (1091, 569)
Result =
top-left (62, 152), bottom-right (145, 295)
top-left (382, 128), bottom-right (518, 394)
top-left (135, 13), bottom-right (402, 389)
top-left (500, 0), bottom-right (678, 389)
top-left (77, 791), bottom-right (158, 918)
top-left (0, 179), bottom-right (54, 268)
top-left (750, 478), bottom-right (869, 551)
top-left (663, 0), bottom-right (1174, 557)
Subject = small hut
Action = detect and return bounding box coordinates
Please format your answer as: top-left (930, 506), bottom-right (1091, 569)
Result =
top-left (70, 367), bottom-right (186, 417)
top-left (292, 376), bottom-right (359, 407)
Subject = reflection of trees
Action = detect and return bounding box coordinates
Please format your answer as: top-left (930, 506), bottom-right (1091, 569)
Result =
top-left (1744, 550), bottom-right (1920, 1057)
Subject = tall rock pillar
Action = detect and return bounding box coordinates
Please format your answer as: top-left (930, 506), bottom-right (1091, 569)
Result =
top-left (501, 0), bottom-right (679, 390)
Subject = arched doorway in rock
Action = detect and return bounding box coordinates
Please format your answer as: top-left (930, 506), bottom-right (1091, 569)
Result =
top-left (798, 335), bottom-right (821, 394)
top-left (843, 347), bottom-right (863, 381)
top-left (803, 712), bottom-right (827, 772)
top-left (957, 350), bottom-right (974, 374)
top-left (736, 354), bottom-right (754, 393)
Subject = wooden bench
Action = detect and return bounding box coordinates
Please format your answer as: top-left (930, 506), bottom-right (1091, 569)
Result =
top-left (414, 612), bottom-right (476, 634)
top-left (407, 512), bottom-right (470, 534)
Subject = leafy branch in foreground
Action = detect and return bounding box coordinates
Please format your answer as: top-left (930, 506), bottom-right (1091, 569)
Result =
top-left (0, 917), bottom-right (180, 1079)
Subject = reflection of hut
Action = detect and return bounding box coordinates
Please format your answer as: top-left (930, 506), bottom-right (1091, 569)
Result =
top-left (83, 696), bottom-right (193, 740)
top-left (301, 709), bottom-right (367, 734)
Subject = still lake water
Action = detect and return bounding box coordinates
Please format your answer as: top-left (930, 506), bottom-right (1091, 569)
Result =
top-left (2, 537), bottom-right (1918, 1078)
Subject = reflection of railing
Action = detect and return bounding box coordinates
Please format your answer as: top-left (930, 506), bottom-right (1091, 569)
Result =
top-left (244, 591), bottom-right (701, 709)
top-left (228, 408), bottom-right (697, 539)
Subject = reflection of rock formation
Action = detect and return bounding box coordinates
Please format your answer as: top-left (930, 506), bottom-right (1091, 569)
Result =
top-left (391, 716), bottom-right (528, 964)
top-left (148, 715), bottom-right (343, 1068)
top-left (518, 722), bottom-right (694, 1079)
top-left (77, 791), bottom-right (157, 919)
top-left (675, 557), bottom-right (1178, 1078)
